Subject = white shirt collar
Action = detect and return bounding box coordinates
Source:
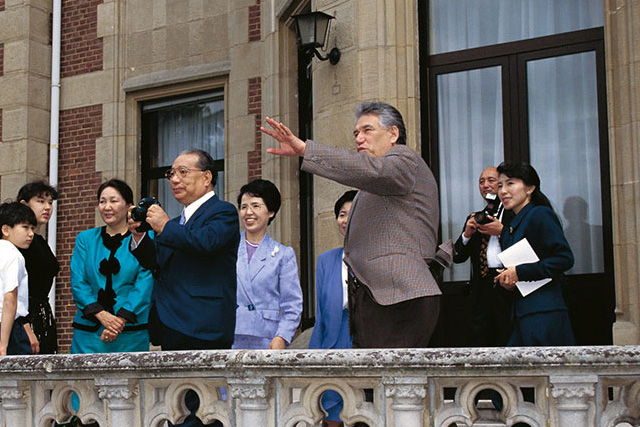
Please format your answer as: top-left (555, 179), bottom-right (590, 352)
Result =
top-left (183, 191), bottom-right (215, 224)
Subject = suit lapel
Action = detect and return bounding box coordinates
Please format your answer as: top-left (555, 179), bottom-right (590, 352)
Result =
top-left (249, 233), bottom-right (272, 281)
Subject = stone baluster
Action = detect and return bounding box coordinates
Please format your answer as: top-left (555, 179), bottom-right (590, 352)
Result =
top-left (0, 380), bottom-right (28, 427)
top-left (95, 378), bottom-right (139, 427)
top-left (383, 376), bottom-right (428, 426)
top-left (229, 377), bottom-right (270, 427)
top-left (549, 375), bottom-right (597, 427)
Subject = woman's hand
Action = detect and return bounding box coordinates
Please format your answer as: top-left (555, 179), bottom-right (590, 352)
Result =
top-left (24, 324), bottom-right (40, 354)
top-left (268, 336), bottom-right (286, 350)
top-left (494, 266), bottom-right (519, 291)
top-left (95, 311), bottom-right (125, 335)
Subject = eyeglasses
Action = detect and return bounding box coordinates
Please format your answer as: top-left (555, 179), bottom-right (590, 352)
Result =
top-left (164, 167), bottom-right (206, 180)
top-left (239, 202), bottom-right (267, 212)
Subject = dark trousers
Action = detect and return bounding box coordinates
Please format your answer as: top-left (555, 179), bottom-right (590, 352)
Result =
top-left (467, 270), bottom-right (514, 347)
top-left (1, 318), bottom-right (32, 355)
top-left (348, 273), bottom-right (440, 348)
top-left (149, 306), bottom-right (228, 427)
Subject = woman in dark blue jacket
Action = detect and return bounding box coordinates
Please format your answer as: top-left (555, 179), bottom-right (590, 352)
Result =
top-left (494, 162), bottom-right (575, 346)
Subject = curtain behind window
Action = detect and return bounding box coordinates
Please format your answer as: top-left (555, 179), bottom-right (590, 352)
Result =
top-left (151, 97), bottom-right (225, 218)
top-left (430, 0), bottom-right (603, 54)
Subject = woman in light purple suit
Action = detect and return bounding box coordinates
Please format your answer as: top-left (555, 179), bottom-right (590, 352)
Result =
top-left (309, 190), bottom-right (357, 427)
top-left (233, 179), bottom-right (302, 349)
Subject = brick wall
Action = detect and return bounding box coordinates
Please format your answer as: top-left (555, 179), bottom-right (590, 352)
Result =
top-left (61, 0), bottom-right (103, 78)
top-left (0, 109), bottom-right (3, 143)
top-left (247, 77), bottom-right (262, 181)
top-left (0, 43), bottom-right (4, 77)
top-left (248, 0), bottom-right (261, 42)
top-left (55, 105), bottom-right (103, 352)
top-left (0, 0), bottom-right (4, 12)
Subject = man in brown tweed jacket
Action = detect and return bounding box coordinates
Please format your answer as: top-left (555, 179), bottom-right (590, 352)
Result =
top-left (261, 102), bottom-right (451, 348)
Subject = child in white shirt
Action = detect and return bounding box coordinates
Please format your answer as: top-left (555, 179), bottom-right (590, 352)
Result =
top-left (0, 202), bottom-right (39, 355)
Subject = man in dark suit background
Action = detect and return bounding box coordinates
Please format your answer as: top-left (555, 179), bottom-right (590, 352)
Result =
top-left (261, 102), bottom-right (451, 349)
top-left (453, 166), bottom-right (513, 347)
top-left (130, 148), bottom-right (239, 427)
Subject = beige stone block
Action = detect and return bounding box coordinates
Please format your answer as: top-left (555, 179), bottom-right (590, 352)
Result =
top-left (27, 75), bottom-right (51, 110)
top-left (227, 115), bottom-right (258, 154)
top-left (0, 76), bottom-right (28, 107)
top-left (60, 71), bottom-right (114, 109)
top-left (188, 20), bottom-right (205, 57)
top-left (202, 14), bottom-right (229, 53)
top-left (227, 79), bottom-right (249, 119)
top-left (229, 44), bottom-right (264, 80)
top-left (29, 40), bottom-right (52, 77)
top-left (0, 140), bottom-right (27, 172)
top-left (25, 141), bottom-right (50, 175)
top-left (165, 25), bottom-right (190, 61)
top-left (0, 172), bottom-right (29, 203)
top-left (102, 35), bottom-right (118, 72)
top-left (97, 2), bottom-right (116, 38)
top-left (0, 10), bottom-right (27, 40)
top-left (608, 64), bottom-right (632, 127)
top-left (313, 108), bottom-right (356, 151)
top-left (3, 41), bottom-right (29, 74)
top-left (1, 107), bottom-right (28, 141)
top-left (27, 6), bottom-right (51, 45)
top-left (229, 8), bottom-right (249, 46)
top-left (127, 0), bottom-right (155, 33)
top-left (127, 31), bottom-right (154, 68)
top-left (226, 152), bottom-right (249, 193)
top-left (230, 0), bottom-right (255, 10)
top-left (152, 28), bottom-right (168, 64)
top-left (167, 0), bottom-right (190, 25)
top-left (95, 137), bottom-right (117, 172)
top-left (26, 106), bottom-right (51, 142)
top-left (152, 0), bottom-right (168, 29)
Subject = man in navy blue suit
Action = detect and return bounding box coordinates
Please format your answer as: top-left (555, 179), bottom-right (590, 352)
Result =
top-left (130, 149), bottom-right (239, 427)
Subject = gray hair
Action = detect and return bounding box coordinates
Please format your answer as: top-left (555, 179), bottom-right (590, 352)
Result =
top-left (355, 102), bottom-right (407, 145)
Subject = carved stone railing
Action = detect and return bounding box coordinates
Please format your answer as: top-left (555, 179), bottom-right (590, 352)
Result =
top-left (0, 346), bottom-right (639, 426)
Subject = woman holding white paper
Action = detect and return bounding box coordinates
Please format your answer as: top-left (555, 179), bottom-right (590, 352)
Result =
top-left (494, 162), bottom-right (575, 346)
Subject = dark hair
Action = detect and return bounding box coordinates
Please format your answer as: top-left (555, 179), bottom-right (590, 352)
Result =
top-left (0, 201), bottom-right (37, 228)
top-left (180, 149), bottom-right (217, 187)
top-left (237, 179), bottom-right (281, 225)
top-left (17, 180), bottom-right (59, 203)
top-left (496, 162), bottom-right (551, 208)
top-left (97, 179), bottom-right (134, 205)
top-left (334, 190), bottom-right (357, 218)
top-left (355, 102), bottom-right (407, 145)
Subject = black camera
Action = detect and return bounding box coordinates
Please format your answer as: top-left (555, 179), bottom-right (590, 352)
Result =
top-left (130, 197), bottom-right (161, 232)
top-left (474, 193), bottom-right (499, 225)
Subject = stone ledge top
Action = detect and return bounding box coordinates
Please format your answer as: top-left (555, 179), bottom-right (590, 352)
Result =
top-left (0, 346), bottom-right (639, 379)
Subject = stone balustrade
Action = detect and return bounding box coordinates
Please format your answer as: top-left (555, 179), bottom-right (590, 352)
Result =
top-left (0, 346), bottom-right (639, 426)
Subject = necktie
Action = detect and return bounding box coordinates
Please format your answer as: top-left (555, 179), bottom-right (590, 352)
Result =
top-left (179, 210), bottom-right (186, 225)
top-left (479, 233), bottom-right (490, 278)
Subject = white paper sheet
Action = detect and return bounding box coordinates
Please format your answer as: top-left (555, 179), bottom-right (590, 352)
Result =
top-left (497, 238), bottom-right (551, 297)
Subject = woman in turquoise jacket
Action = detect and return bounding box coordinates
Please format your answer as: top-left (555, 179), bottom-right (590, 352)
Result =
top-left (70, 179), bottom-right (153, 353)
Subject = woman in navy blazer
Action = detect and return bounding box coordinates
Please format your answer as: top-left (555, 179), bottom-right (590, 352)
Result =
top-left (494, 162), bottom-right (575, 346)
top-left (233, 179), bottom-right (302, 350)
top-left (309, 190), bottom-right (356, 427)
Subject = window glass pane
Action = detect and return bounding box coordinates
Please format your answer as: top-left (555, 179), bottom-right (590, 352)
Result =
top-left (430, 0), bottom-right (603, 54)
top-left (143, 93), bottom-right (225, 219)
top-left (528, 52), bottom-right (604, 274)
top-left (437, 66), bottom-right (504, 281)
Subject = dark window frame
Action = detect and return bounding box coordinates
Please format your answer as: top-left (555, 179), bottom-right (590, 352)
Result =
top-left (419, 12), bottom-right (615, 344)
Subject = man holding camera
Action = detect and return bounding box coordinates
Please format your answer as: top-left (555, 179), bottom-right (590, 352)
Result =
top-left (453, 166), bottom-right (513, 347)
top-left (129, 149), bottom-right (239, 352)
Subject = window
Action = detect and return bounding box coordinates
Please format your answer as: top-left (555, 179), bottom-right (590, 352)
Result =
top-left (421, 1), bottom-right (614, 345)
top-left (141, 91), bottom-right (225, 218)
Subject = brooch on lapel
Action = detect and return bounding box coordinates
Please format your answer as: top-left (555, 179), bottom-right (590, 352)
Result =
top-left (271, 246), bottom-right (279, 257)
